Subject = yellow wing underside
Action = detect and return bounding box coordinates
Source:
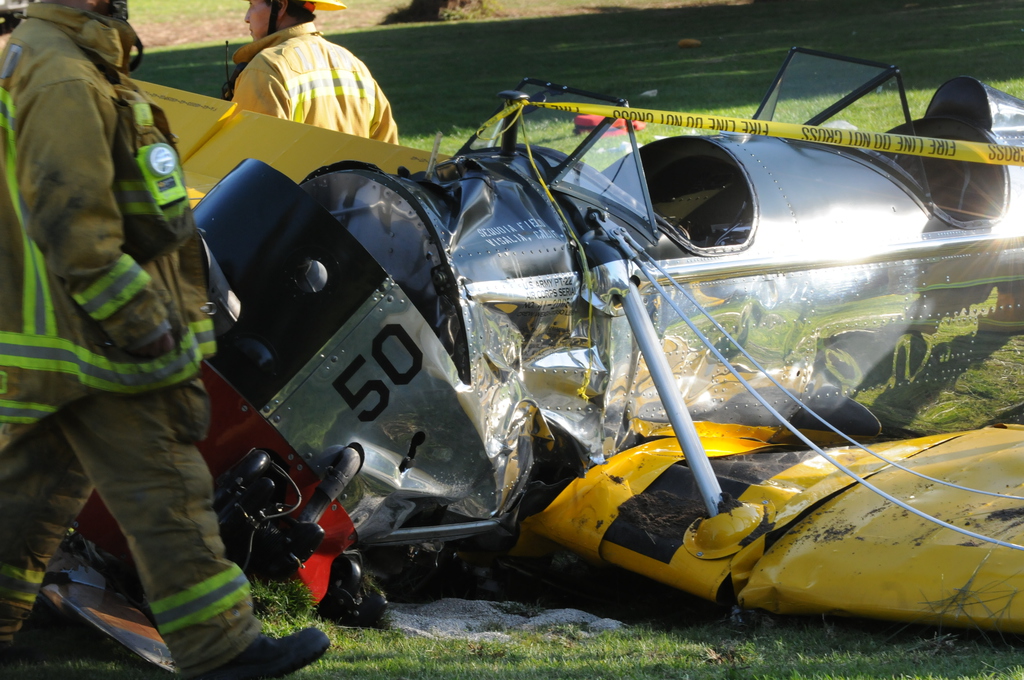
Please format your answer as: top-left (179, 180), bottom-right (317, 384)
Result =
top-left (516, 422), bottom-right (1024, 633)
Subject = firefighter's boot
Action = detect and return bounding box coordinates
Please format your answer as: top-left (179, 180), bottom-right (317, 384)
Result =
top-left (195, 628), bottom-right (331, 680)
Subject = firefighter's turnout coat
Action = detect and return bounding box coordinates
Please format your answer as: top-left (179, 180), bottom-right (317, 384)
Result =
top-left (232, 22), bottom-right (399, 143)
top-left (0, 4), bottom-right (215, 424)
top-left (0, 10), bottom-right (259, 676)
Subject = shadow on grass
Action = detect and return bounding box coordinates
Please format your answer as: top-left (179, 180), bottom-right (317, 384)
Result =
top-left (14, 622), bottom-right (168, 679)
top-left (137, 0), bottom-right (1024, 140)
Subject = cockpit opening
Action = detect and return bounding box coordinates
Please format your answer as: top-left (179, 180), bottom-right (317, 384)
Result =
top-left (640, 138), bottom-right (755, 254)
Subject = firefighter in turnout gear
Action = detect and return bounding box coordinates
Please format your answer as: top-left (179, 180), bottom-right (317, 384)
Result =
top-left (0, 1), bottom-right (329, 677)
top-left (226, 0), bottom-right (398, 143)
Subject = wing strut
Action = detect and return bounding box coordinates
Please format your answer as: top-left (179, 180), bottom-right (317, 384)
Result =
top-left (620, 280), bottom-right (723, 517)
top-left (583, 225), bottom-right (767, 555)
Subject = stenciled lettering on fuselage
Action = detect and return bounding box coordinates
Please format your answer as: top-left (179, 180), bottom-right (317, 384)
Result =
top-left (476, 219), bottom-right (561, 248)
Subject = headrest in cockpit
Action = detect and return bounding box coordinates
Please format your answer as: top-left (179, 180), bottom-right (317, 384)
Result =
top-left (923, 76), bottom-right (993, 131)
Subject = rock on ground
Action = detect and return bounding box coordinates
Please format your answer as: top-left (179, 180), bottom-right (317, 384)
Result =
top-left (387, 598), bottom-right (624, 641)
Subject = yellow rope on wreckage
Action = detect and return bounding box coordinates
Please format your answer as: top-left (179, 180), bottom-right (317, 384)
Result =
top-left (481, 100), bottom-right (1024, 166)
top-left (473, 106), bottom-right (599, 399)
top-left (519, 122), bottom-right (598, 400)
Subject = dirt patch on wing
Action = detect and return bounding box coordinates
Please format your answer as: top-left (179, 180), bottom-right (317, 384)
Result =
top-left (988, 507), bottom-right (1024, 522)
top-left (818, 524), bottom-right (857, 542)
top-left (717, 492), bottom-right (743, 514)
top-left (799, 523), bottom-right (858, 544)
top-left (617, 490), bottom-right (706, 541)
top-left (738, 507), bottom-right (774, 547)
top-left (987, 506), bottom-right (1024, 530)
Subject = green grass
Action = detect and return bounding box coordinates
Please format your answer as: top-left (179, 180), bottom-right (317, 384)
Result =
top-left (11, 591), bottom-right (1024, 679)
top-left (133, 0), bottom-right (1024, 154)
top-left (129, 0), bottom-right (723, 30)
top-left (133, 0), bottom-right (244, 23)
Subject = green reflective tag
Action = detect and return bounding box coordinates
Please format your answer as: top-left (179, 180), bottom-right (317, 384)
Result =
top-left (132, 102), bottom-right (154, 127)
top-left (136, 143), bottom-right (186, 209)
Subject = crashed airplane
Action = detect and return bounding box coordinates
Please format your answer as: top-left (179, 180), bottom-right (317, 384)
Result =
top-left (43, 48), bottom-right (1024, 667)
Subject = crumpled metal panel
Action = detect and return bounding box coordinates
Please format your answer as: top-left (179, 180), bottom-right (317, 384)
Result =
top-left (296, 158), bottom-right (632, 535)
top-left (43, 543), bottom-right (174, 671)
top-left (440, 156), bottom-right (609, 488)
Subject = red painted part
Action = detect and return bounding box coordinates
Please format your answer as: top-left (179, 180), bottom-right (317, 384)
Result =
top-left (297, 505), bottom-right (358, 601)
top-left (573, 114), bottom-right (647, 136)
top-left (73, 362), bottom-right (357, 603)
top-left (198, 363), bottom-right (303, 481)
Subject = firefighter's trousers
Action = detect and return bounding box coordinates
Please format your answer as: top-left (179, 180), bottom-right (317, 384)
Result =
top-left (0, 380), bottom-right (261, 677)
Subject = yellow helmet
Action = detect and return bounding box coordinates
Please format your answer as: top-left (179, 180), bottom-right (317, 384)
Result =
top-left (256, 0), bottom-right (348, 10)
top-left (297, 0), bottom-right (347, 9)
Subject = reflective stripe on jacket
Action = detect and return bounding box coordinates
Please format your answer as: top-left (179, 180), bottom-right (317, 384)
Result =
top-left (0, 5), bottom-right (215, 424)
top-left (232, 23), bottom-right (398, 143)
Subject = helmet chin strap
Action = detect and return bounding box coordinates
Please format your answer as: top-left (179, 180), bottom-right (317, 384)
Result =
top-left (129, 36), bottom-right (144, 72)
top-left (267, 0), bottom-right (281, 35)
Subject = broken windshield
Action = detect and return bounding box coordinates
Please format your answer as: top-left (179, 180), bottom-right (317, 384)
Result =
top-left (461, 79), bottom-right (657, 239)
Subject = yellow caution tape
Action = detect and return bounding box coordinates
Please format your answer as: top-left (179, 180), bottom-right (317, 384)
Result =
top-left (483, 100), bottom-right (1024, 167)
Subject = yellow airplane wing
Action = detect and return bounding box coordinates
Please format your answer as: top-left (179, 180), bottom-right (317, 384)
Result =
top-left (138, 82), bottom-right (436, 200)
top-left (514, 425), bottom-right (1024, 632)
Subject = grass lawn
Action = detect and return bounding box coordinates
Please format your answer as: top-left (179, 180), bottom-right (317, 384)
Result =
top-left (10, 599), bottom-right (1024, 679)
top-left (9, 574), bottom-right (1024, 679)
top-left (132, 0), bottom-right (1024, 154)
top-left (130, 0), bottom-right (701, 32)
